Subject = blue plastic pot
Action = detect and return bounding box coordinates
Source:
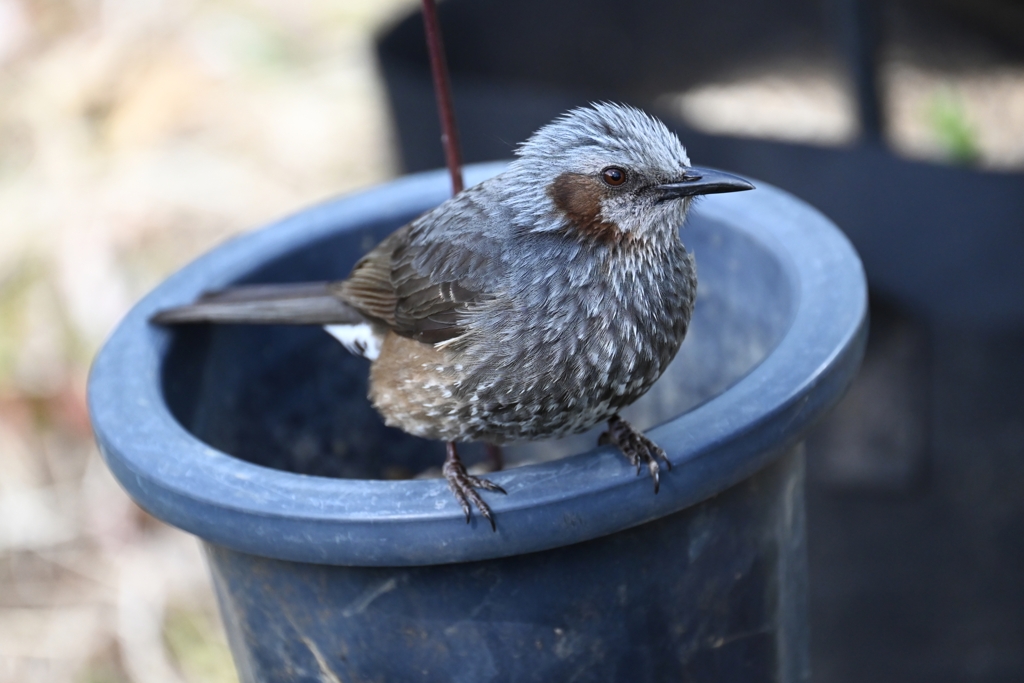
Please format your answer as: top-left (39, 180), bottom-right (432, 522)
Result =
top-left (89, 162), bottom-right (866, 683)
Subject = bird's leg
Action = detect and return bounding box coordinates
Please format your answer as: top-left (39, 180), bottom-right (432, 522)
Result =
top-left (599, 414), bottom-right (672, 494)
top-left (484, 443), bottom-right (505, 472)
top-left (443, 441), bottom-right (506, 531)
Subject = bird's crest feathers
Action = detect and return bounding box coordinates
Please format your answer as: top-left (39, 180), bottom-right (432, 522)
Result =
top-left (515, 102), bottom-right (690, 173)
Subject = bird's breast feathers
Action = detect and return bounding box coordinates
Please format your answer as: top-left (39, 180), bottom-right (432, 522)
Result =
top-left (365, 239), bottom-right (694, 442)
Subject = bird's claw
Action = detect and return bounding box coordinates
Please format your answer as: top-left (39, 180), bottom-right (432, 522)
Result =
top-left (442, 445), bottom-right (506, 531)
top-left (600, 415), bottom-right (671, 494)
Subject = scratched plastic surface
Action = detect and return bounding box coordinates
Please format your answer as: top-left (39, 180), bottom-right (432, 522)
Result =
top-left (90, 162), bottom-right (867, 683)
top-left (208, 449), bottom-right (808, 683)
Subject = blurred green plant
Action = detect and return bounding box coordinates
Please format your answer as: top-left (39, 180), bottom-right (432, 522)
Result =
top-left (78, 662), bottom-right (131, 683)
top-left (928, 88), bottom-right (980, 165)
top-left (0, 257), bottom-right (89, 398)
top-left (0, 260), bottom-right (46, 389)
top-left (164, 607), bottom-right (240, 683)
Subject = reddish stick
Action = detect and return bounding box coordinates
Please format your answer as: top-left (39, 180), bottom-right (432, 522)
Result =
top-left (421, 1), bottom-right (505, 476)
top-left (420, 0), bottom-right (464, 195)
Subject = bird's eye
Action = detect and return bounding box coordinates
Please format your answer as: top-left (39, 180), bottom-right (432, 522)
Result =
top-left (602, 167), bottom-right (627, 186)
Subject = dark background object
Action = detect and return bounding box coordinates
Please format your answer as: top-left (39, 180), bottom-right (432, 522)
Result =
top-left (375, 1), bottom-right (1024, 682)
top-left (378, 0), bottom-right (1024, 326)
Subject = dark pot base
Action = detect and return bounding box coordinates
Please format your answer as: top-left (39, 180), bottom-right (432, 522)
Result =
top-left (209, 448), bottom-right (808, 683)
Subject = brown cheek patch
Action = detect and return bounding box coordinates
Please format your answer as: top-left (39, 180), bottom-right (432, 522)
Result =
top-left (548, 172), bottom-right (627, 244)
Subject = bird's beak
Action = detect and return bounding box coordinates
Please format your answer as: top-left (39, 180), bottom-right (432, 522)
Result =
top-left (656, 167), bottom-right (754, 201)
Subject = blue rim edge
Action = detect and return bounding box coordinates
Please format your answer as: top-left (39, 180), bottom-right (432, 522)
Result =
top-left (88, 162), bottom-right (868, 567)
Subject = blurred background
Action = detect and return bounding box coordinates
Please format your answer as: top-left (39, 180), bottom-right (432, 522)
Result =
top-left (1, 0), bottom-right (1023, 682)
top-left (0, 1), bottom-right (415, 681)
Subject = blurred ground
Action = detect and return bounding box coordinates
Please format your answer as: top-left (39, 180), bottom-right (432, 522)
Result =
top-left (2, 0), bottom-right (1024, 682)
top-left (0, 0), bottom-right (414, 681)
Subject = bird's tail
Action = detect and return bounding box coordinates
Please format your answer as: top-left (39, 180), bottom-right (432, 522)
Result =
top-left (150, 282), bottom-right (367, 326)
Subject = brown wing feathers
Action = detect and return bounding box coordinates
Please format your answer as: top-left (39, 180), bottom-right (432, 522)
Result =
top-left (331, 227), bottom-right (406, 328)
top-left (152, 215), bottom-right (493, 345)
top-left (336, 223), bottom-right (488, 345)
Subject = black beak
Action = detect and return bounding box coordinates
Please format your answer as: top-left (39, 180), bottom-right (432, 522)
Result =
top-left (656, 167), bottom-right (754, 201)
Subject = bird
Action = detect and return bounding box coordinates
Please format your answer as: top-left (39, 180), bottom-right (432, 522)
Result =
top-left (152, 103), bottom-right (754, 530)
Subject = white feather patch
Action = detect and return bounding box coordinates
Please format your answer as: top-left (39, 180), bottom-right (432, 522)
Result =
top-left (324, 323), bottom-right (382, 360)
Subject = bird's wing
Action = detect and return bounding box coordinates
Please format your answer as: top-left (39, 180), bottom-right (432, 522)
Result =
top-left (390, 229), bottom-right (495, 344)
top-left (334, 193), bottom-right (502, 345)
top-left (154, 181), bottom-right (504, 341)
top-left (330, 226), bottom-right (406, 329)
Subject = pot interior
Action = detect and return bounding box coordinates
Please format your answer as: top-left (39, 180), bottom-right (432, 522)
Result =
top-left (161, 207), bottom-right (794, 479)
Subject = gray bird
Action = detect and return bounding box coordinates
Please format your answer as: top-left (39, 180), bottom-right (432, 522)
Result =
top-left (152, 103), bottom-right (754, 529)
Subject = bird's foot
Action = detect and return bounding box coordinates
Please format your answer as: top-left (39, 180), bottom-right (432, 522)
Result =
top-left (599, 414), bottom-right (671, 494)
top-left (443, 442), bottom-right (506, 531)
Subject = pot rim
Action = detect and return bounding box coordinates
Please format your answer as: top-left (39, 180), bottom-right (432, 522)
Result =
top-left (88, 161), bottom-right (867, 566)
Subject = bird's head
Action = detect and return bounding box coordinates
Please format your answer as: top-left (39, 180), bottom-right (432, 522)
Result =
top-left (504, 103), bottom-right (753, 244)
